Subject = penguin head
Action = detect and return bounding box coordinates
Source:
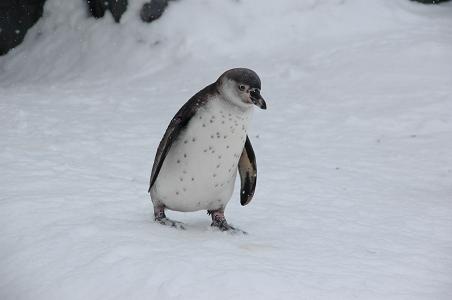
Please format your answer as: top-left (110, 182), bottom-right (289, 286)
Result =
top-left (217, 68), bottom-right (267, 110)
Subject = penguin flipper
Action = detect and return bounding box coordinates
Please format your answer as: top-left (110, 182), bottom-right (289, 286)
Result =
top-left (238, 135), bottom-right (257, 206)
top-left (149, 83), bottom-right (217, 192)
top-left (148, 105), bottom-right (196, 192)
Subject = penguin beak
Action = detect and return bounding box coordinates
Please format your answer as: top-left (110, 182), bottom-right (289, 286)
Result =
top-left (250, 89), bottom-right (267, 110)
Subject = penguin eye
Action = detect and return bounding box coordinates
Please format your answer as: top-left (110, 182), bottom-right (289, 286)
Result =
top-left (238, 84), bottom-right (246, 91)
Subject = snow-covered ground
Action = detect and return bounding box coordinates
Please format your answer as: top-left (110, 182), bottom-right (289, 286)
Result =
top-left (1, 0), bottom-right (452, 299)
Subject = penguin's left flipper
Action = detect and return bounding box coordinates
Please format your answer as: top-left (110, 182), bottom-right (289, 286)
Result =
top-left (238, 135), bottom-right (257, 206)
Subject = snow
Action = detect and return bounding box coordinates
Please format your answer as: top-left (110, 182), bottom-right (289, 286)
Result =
top-left (1, 0), bottom-right (452, 299)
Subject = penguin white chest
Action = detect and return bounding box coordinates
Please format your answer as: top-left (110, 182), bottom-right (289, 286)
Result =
top-left (151, 98), bottom-right (253, 212)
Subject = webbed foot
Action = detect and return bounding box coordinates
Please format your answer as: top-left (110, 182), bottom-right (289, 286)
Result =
top-left (156, 217), bottom-right (186, 230)
top-left (208, 210), bottom-right (247, 234)
top-left (154, 206), bottom-right (186, 230)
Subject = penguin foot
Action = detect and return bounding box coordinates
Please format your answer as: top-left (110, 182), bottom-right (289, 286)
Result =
top-left (156, 217), bottom-right (186, 230)
top-left (154, 206), bottom-right (185, 230)
top-left (208, 210), bottom-right (247, 234)
top-left (211, 221), bottom-right (247, 234)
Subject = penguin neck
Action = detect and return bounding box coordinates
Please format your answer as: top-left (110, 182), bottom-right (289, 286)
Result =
top-left (215, 95), bottom-right (254, 122)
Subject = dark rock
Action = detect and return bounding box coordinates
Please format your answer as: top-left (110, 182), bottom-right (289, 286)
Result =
top-left (0, 0), bottom-right (46, 55)
top-left (86, 0), bottom-right (106, 19)
top-left (410, 0), bottom-right (450, 3)
top-left (140, 0), bottom-right (170, 23)
top-left (86, 0), bottom-right (128, 23)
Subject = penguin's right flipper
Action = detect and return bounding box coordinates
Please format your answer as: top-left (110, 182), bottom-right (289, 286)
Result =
top-left (148, 83), bottom-right (217, 192)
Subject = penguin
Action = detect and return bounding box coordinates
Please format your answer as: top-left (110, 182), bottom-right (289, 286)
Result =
top-left (148, 68), bottom-right (267, 231)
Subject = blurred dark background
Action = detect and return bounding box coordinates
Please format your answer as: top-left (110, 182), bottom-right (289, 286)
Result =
top-left (0, 0), bottom-right (449, 56)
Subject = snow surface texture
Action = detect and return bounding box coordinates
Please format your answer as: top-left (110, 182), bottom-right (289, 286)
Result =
top-left (1, 0), bottom-right (452, 299)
